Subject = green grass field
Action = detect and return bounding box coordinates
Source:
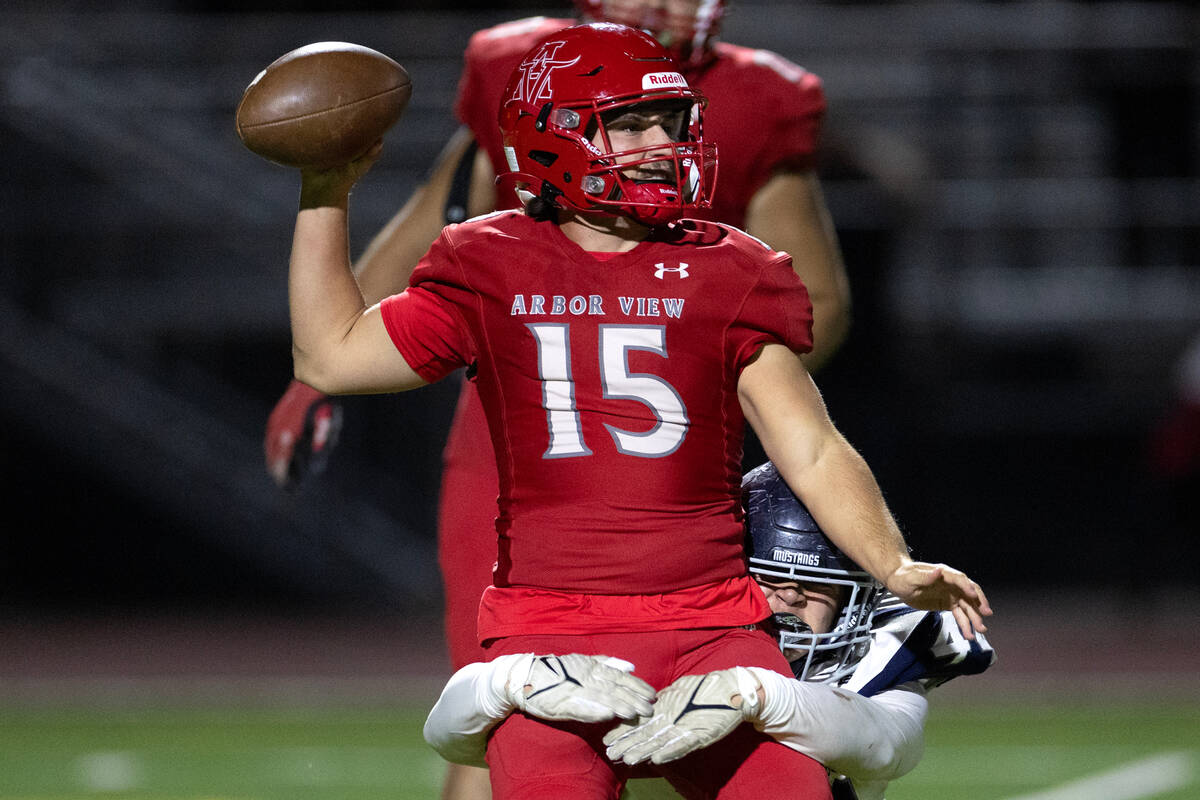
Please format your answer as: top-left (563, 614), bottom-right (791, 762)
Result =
top-left (2, 700), bottom-right (1197, 799)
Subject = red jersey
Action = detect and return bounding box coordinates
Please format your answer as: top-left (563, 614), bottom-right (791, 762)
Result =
top-left (381, 213), bottom-right (812, 634)
top-left (455, 16), bottom-right (826, 230)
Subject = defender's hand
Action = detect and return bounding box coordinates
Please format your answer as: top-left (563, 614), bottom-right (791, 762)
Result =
top-left (264, 379), bottom-right (342, 489)
top-left (886, 561), bottom-right (992, 639)
top-left (603, 667), bottom-right (762, 765)
top-left (506, 654), bottom-right (656, 724)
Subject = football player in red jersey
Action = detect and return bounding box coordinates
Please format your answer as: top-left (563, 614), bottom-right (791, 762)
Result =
top-left (283, 23), bottom-right (989, 800)
top-left (267, 10), bottom-right (849, 788)
top-left (266, 2), bottom-right (848, 475)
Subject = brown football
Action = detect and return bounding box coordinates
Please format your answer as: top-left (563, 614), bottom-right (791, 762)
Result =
top-left (235, 41), bottom-right (412, 169)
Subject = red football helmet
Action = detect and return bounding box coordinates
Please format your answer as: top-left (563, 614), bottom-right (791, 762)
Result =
top-left (573, 0), bottom-right (726, 69)
top-left (498, 22), bottom-right (717, 226)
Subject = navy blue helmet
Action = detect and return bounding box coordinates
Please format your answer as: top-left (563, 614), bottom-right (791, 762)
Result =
top-left (742, 461), bottom-right (884, 682)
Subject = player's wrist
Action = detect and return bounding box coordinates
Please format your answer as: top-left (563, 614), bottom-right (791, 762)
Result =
top-left (881, 556), bottom-right (917, 595)
top-left (491, 653), bottom-right (532, 715)
top-left (743, 667), bottom-right (788, 727)
top-left (299, 178), bottom-right (353, 211)
top-left (731, 666), bottom-right (763, 717)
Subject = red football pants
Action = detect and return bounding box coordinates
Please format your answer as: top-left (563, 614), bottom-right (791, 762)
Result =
top-left (483, 628), bottom-right (833, 800)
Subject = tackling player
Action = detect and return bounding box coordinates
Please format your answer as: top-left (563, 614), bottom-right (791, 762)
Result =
top-left (423, 461), bottom-right (996, 800)
top-left (283, 22), bottom-right (989, 799)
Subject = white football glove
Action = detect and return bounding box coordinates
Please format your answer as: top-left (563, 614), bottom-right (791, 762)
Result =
top-left (603, 667), bottom-right (762, 765)
top-left (504, 654), bottom-right (656, 723)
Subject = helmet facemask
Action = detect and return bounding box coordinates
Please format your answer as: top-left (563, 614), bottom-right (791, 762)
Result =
top-left (577, 94), bottom-right (713, 225)
top-left (753, 564), bottom-right (881, 683)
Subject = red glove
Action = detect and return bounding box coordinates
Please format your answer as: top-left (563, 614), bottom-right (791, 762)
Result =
top-left (264, 379), bottom-right (343, 490)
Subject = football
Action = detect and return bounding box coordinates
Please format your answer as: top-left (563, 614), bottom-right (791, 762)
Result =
top-left (235, 41), bottom-right (412, 169)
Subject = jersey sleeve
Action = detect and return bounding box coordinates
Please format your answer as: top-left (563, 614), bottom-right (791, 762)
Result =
top-left (423, 656), bottom-right (521, 767)
top-left (841, 605), bottom-right (998, 697)
top-left (379, 233), bottom-right (476, 383)
top-left (728, 252), bottom-right (814, 369)
top-left (747, 667), bottom-right (928, 785)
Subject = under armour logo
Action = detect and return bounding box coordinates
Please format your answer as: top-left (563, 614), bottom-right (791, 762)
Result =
top-left (654, 262), bottom-right (689, 279)
top-left (511, 41), bottom-right (581, 105)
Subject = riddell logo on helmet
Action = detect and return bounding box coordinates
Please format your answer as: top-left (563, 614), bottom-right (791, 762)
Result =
top-left (642, 72), bottom-right (687, 90)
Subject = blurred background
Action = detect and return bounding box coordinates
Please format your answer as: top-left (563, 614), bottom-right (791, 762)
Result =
top-left (2, 0), bottom-right (1198, 763)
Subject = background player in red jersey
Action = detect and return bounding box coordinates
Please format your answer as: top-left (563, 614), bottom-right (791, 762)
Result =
top-left (281, 22), bottom-right (989, 800)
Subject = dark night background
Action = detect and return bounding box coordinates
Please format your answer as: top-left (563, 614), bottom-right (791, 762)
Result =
top-left (2, 1), bottom-right (1197, 633)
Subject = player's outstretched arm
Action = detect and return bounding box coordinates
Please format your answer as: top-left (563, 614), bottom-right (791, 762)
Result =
top-left (423, 660), bottom-right (511, 768)
top-left (737, 344), bottom-right (992, 636)
top-left (425, 654), bottom-right (656, 767)
top-left (264, 128), bottom-right (493, 488)
top-left (745, 668), bottom-right (927, 785)
top-left (604, 666), bottom-right (928, 784)
top-left (745, 170), bottom-right (851, 373)
top-left (289, 145), bottom-right (427, 395)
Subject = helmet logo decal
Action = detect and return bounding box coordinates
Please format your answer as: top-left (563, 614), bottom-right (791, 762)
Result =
top-left (772, 547), bottom-right (820, 567)
top-left (642, 72), bottom-right (687, 90)
top-left (511, 40), bottom-right (582, 105)
top-left (654, 262), bottom-right (689, 279)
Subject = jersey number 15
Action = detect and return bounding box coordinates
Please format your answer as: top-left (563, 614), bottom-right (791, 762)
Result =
top-left (528, 323), bottom-right (689, 459)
